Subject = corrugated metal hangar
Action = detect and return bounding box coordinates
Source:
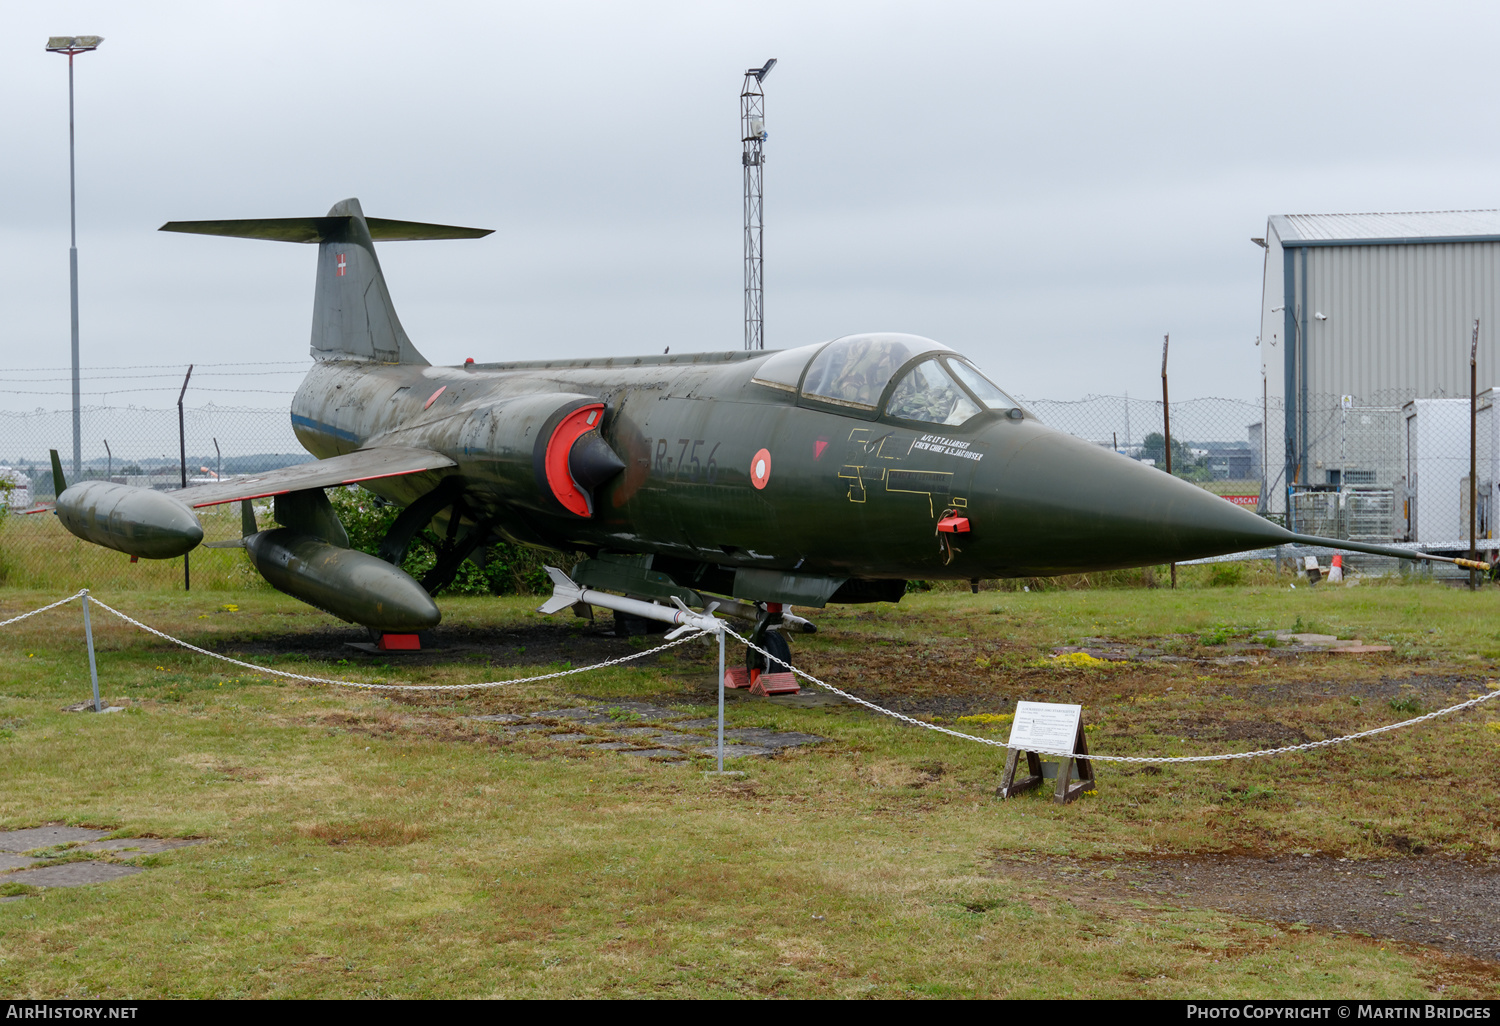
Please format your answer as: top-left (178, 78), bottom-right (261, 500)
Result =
top-left (1255, 210), bottom-right (1500, 549)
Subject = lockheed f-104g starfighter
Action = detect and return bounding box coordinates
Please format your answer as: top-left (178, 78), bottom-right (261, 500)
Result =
top-left (38, 198), bottom-right (1488, 672)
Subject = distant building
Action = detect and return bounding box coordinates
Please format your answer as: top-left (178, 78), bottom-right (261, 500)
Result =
top-left (1256, 210), bottom-right (1500, 540)
top-left (0, 467), bottom-right (31, 508)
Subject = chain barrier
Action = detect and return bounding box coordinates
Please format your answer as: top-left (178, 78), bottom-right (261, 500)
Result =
top-left (0, 589), bottom-right (85, 629)
top-left (3, 589), bottom-right (701, 691)
top-left (5, 590), bottom-right (1498, 758)
top-left (85, 595), bottom-right (702, 692)
top-left (724, 626), bottom-right (1500, 763)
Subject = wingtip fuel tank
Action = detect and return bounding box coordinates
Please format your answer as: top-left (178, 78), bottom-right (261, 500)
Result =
top-left (54, 481), bottom-right (203, 560)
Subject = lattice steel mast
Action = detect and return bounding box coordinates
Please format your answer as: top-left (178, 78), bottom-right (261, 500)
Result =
top-left (742, 58), bottom-right (775, 350)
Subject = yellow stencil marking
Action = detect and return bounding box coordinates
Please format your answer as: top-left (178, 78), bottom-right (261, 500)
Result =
top-left (884, 468), bottom-right (955, 519)
top-left (838, 465), bottom-right (867, 503)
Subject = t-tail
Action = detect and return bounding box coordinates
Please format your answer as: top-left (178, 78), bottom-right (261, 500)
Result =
top-left (160, 199), bottom-right (492, 364)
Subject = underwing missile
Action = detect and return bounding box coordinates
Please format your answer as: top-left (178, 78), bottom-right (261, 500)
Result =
top-left (54, 481), bottom-right (203, 560)
top-left (244, 528), bottom-right (440, 632)
top-left (538, 566), bottom-right (723, 637)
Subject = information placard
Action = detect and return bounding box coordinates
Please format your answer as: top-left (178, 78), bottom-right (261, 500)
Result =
top-left (1007, 701), bottom-right (1082, 753)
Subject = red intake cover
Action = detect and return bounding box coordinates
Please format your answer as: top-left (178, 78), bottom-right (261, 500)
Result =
top-left (544, 403), bottom-right (606, 517)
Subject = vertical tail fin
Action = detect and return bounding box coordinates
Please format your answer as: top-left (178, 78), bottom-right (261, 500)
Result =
top-left (310, 198), bottom-right (426, 365)
top-left (49, 449), bottom-right (67, 496)
top-left (158, 200), bottom-right (492, 365)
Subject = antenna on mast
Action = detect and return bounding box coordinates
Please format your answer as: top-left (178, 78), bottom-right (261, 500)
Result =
top-left (742, 58), bottom-right (775, 350)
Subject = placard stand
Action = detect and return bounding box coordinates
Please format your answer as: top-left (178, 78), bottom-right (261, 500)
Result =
top-left (996, 702), bottom-right (1096, 804)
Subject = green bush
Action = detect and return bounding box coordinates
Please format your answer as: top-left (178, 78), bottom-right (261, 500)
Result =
top-left (326, 487), bottom-right (575, 596)
top-left (1207, 562), bottom-right (1246, 587)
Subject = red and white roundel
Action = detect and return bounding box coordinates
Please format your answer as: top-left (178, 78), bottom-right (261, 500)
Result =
top-left (750, 448), bottom-right (772, 490)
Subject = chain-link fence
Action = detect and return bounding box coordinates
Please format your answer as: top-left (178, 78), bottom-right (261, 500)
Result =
top-left (1020, 393), bottom-right (1268, 501)
top-left (1, 405), bottom-right (307, 502)
top-left (1018, 388), bottom-right (1497, 576)
top-left (0, 403), bottom-right (307, 593)
top-left (2, 381), bottom-right (1494, 589)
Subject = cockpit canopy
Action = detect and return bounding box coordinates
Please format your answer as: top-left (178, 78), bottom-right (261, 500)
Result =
top-left (750, 332), bottom-right (1022, 426)
top-left (802, 335), bottom-right (949, 409)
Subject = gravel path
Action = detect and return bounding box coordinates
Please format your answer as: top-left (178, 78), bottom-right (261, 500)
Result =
top-left (996, 853), bottom-right (1500, 961)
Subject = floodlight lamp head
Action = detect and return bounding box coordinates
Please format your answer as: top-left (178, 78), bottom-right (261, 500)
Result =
top-left (1314, 312), bottom-right (1328, 321)
top-left (46, 35), bottom-right (103, 53)
top-left (755, 57), bottom-right (777, 82)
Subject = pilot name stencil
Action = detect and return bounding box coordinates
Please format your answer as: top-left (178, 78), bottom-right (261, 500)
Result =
top-left (912, 435), bottom-right (984, 462)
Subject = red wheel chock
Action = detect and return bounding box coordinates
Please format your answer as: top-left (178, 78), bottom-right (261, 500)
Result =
top-left (749, 671), bottom-right (800, 696)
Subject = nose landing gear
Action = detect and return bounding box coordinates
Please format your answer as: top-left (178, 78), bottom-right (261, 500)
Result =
top-left (741, 603), bottom-right (800, 696)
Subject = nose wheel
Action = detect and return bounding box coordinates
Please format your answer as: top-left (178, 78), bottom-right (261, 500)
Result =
top-left (742, 603), bottom-right (800, 694)
top-left (746, 628), bottom-right (792, 676)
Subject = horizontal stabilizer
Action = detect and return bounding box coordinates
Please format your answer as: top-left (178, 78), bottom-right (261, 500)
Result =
top-left (158, 216), bottom-right (492, 243)
top-left (166, 445), bottom-right (456, 508)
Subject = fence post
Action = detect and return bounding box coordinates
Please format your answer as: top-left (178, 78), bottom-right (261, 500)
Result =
top-left (1161, 335), bottom-right (1175, 588)
top-left (717, 629), bottom-right (726, 773)
top-left (1471, 319), bottom-right (1479, 592)
top-left (178, 365), bottom-right (193, 592)
top-left (81, 589), bottom-right (101, 712)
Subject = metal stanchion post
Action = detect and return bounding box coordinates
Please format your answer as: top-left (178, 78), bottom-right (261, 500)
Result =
top-left (717, 629), bottom-right (726, 773)
top-left (81, 590), bottom-right (100, 712)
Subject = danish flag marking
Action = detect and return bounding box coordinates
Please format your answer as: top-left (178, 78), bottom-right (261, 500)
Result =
top-left (336, 253), bottom-right (347, 277)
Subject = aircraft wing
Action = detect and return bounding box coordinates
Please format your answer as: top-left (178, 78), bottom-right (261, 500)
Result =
top-left (168, 445), bottom-right (456, 508)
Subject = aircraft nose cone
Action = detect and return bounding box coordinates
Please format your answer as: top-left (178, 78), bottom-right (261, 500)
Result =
top-left (972, 424), bottom-right (1286, 575)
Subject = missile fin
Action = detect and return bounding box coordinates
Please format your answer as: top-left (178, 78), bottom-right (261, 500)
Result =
top-left (537, 565), bottom-right (584, 615)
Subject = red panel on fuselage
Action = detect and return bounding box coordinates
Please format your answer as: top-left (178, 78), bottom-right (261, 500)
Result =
top-left (544, 404), bottom-right (605, 517)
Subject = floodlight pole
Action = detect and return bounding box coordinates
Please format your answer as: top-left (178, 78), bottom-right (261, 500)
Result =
top-left (742, 59), bottom-right (775, 351)
top-left (47, 38), bottom-right (102, 478)
top-left (67, 51), bottom-right (81, 479)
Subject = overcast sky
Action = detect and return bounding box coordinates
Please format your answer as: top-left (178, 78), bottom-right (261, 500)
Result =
top-left (4, 0), bottom-right (1500, 414)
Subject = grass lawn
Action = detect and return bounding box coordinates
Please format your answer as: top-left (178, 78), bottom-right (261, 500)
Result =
top-left (0, 579), bottom-right (1498, 998)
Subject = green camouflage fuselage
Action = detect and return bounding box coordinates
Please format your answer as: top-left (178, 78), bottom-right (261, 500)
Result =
top-left (290, 350), bottom-right (1290, 595)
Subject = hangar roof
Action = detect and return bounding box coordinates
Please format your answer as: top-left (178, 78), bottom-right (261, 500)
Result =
top-left (1271, 209), bottom-right (1500, 247)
